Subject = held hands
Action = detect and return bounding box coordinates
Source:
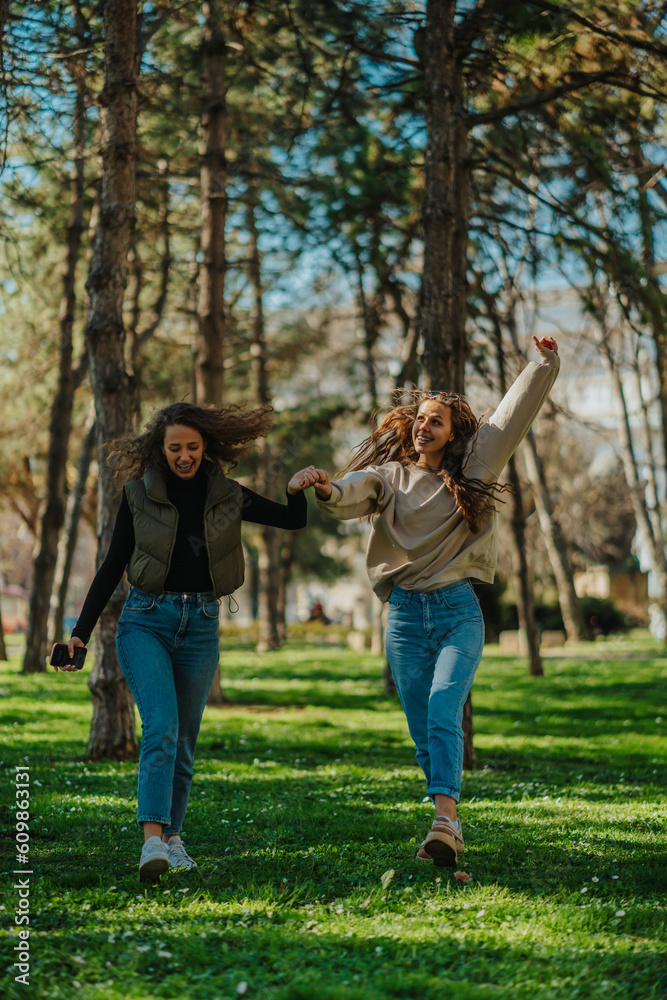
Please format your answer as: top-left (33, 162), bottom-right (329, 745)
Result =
top-left (532, 335), bottom-right (559, 362)
top-left (51, 637), bottom-right (86, 673)
top-left (287, 466), bottom-right (333, 501)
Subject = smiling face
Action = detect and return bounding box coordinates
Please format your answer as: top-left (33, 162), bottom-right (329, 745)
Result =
top-left (412, 400), bottom-right (454, 468)
top-left (162, 423), bottom-right (206, 479)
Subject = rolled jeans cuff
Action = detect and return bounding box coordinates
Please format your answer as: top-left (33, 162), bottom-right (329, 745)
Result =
top-left (426, 785), bottom-right (460, 802)
top-left (137, 815), bottom-right (171, 828)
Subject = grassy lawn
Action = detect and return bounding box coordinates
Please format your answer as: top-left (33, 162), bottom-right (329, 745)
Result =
top-left (1, 630), bottom-right (666, 1000)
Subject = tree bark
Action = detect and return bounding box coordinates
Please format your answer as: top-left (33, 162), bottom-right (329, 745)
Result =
top-left (631, 136), bottom-right (667, 492)
top-left (420, 0), bottom-right (474, 760)
top-left (22, 37), bottom-right (88, 674)
top-left (276, 531), bottom-right (295, 645)
top-left (0, 595), bottom-right (7, 660)
top-left (507, 456), bottom-right (543, 676)
top-left (598, 322), bottom-right (667, 630)
top-left (84, 0), bottom-right (139, 761)
top-left (50, 413), bottom-right (96, 643)
top-left (491, 311), bottom-right (543, 675)
top-left (246, 189), bottom-right (283, 652)
top-left (523, 429), bottom-right (590, 642)
top-left (420, 0), bottom-right (469, 392)
top-left (195, 0), bottom-right (227, 406)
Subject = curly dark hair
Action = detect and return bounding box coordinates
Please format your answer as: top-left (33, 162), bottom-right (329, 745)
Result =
top-left (105, 401), bottom-right (273, 488)
top-left (338, 390), bottom-right (509, 534)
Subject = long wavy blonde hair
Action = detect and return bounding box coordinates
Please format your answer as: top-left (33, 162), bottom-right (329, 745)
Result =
top-left (338, 391), bottom-right (509, 533)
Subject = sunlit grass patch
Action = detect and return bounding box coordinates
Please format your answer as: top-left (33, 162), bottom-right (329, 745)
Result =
top-left (0, 635), bottom-right (665, 999)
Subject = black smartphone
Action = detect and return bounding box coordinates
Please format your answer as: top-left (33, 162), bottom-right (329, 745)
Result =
top-left (49, 643), bottom-right (87, 670)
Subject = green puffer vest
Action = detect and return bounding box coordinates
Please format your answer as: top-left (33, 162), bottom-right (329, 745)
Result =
top-left (124, 464), bottom-right (244, 598)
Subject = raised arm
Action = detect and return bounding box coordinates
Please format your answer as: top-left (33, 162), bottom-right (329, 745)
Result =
top-left (470, 336), bottom-right (560, 481)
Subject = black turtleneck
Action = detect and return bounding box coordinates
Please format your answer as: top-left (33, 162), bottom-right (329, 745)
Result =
top-left (71, 465), bottom-right (307, 643)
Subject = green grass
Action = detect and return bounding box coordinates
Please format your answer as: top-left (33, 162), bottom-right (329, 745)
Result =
top-left (1, 631), bottom-right (666, 999)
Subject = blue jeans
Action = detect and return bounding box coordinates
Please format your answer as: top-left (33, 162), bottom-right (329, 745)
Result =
top-left (116, 588), bottom-right (220, 834)
top-left (384, 580), bottom-right (485, 802)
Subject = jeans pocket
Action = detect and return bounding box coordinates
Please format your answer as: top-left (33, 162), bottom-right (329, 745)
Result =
top-left (387, 588), bottom-right (411, 610)
top-left (124, 590), bottom-right (157, 613)
top-left (443, 582), bottom-right (477, 612)
top-left (202, 599), bottom-right (221, 620)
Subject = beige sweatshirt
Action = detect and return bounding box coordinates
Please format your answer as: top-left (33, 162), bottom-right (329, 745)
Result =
top-left (317, 356), bottom-right (560, 602)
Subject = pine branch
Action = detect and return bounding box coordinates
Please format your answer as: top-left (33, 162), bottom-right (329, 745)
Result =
top-left (455, 0), bottom-right (504, 55)
top-left (523, 0), bottom-right (667, 59)
top-left (471, 71), bottom-right (616, 125)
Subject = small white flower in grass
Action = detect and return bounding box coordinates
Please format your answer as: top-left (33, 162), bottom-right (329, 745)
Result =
top-left (237, 983), bottom-right (248, 995)
top-left (136, 895), bottom-right (143, 899)
top-left (476, 909), bottom-right (485, 918)
top-left (136, 945), bottom-right (150, 953)
top-left (177, 888), bottom-right (189, 893)
top-left (72, 956), bottom-right (86, 965)
top-left (162, 890), bottom-right (171, 895)
top-left (580, 887), bottom-right (588, 894)
top-left (157, 950), bottom-right (172, 959)
top-left (375, 946), bottom-right (383, 955)
top-left (615, 910), bottom-right (626, 918)
top-left (592, 877), bottom-right (599, 882)
top-left (121, 827), bottom-right (128, 832)
top-left (109, 886), bottom-right (117, 891)
top-left (612, 875), bottom-right (619, 880)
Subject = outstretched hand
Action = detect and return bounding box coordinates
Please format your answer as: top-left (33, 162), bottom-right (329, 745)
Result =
top-left (532, 335), bottom-right (558, 361)
top-left (287, 466), bottom-right (333, 500)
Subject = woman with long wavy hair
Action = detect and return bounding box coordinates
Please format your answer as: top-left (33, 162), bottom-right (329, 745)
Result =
top-left (54, 401), bottom-right (319, 882)
top-left (293, 336), bottom-right (560, 868)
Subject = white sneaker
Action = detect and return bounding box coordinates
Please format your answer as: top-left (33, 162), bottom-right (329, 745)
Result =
top-left (165, 835), bottom-right (197, 870)
top-left (139, 836), bottom-right (170, 882)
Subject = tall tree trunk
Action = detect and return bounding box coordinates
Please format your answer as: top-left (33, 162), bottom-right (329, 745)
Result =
top-left (22, 37), bottom-right (88, 674)
top-left (276, 531), bottom-right (295, 645)
top-left (195, 0), bottom-right (226, 406)
top-left (197, 1), bottom-right (228, 703)
top-left (523, 429), bottom-right (590, 642)
top-left (420, 0), bottom-right (475, 760)
top-left (491, 313), bottom-right (542, 675)
top-left (420, 0), bottom-right (468, 392)
top-left (0, 595), bottom-right (7, 660)
top-left (598, 323), bottom-right (667, 632)
top-left (500, 288), bottom-right (589, 645)
top-left (631, 136), bottom-right (667, 490)
top-left (50, 413), bottom-right (96, 643)
top-left (354, 246), bottom-right (380, 420)
top-left (507, 455), bottom-right (543, 676)
top-left (246, 189), bottom-right (282, 652)
top-left (84, 0), bottom-right (139, 761)
top-left (129, 159), bottom-right (171, 417)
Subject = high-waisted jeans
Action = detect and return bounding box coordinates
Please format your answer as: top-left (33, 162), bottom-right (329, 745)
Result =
top-left (116, 588), bottom-right (220, 834)
top-left (384, 580), bottom-right (485, 802)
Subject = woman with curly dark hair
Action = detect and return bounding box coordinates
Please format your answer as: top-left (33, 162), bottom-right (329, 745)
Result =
top-left (292, 336), bottom-right (560, 869)
top-left (55, 401), bottom-right (318, 882)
